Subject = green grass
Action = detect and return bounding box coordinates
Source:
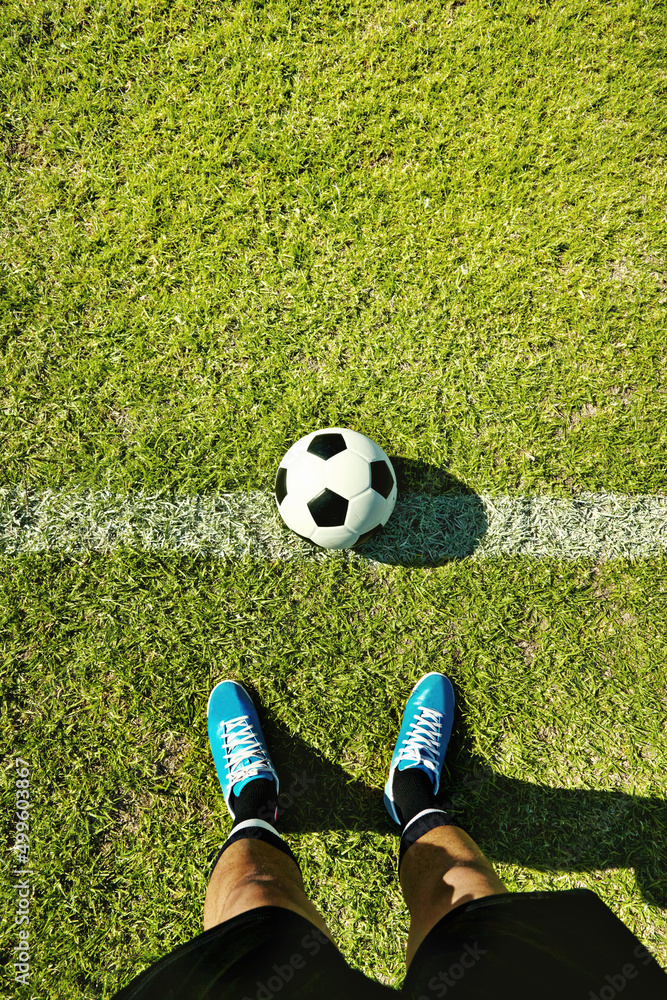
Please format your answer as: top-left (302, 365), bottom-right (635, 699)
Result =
top-left (2, 554), bottom-right (667, 996)
top-left (1, 0), bottom-right (666, 494)
top-left (1, 0), bottom-right (667, 995)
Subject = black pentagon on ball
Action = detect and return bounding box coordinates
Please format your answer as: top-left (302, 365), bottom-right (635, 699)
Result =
top-left (307, 432), bottom-right (347, 460)
top-left (308, 488), bottom-right (348, 526)
top-left (370, 459), bottom-right (395, 499)
top-left (275, 466), bottom-right (288, 504)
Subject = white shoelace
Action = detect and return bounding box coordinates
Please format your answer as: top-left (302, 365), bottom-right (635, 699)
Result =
top-left (395, 707), bottom-right (443, 776)
top-left (222, 715), bottom-right (272, 786)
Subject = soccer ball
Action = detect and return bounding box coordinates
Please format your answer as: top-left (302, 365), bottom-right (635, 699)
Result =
top-left (274, 427), bottom-right (398, 550)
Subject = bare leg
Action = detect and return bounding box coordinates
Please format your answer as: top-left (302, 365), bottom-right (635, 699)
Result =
top-left (202, 824), bottom-right (506, 974)
top-left (399, 824), bottom-right (509, 972)
top-left (203, 836), bottom-right (338, 949)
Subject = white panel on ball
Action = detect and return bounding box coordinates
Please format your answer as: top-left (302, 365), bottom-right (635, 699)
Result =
top-left (311, 524), bottom-right (358, 549)
top-left (278, 494), bottom-right (317, 538)
top-left (341, 428), bottom-right (387, 463)
top-left (281, 439), bottom-right (309, 467)
top-left (325, 449), bottom-right (371, 498)
top-left (347, 488), bottom-right (393, 531)
top-left (286, 452), bottom-right (327, 503)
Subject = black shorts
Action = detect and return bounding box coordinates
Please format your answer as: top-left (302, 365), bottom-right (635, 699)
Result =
top-left (110, 888), bottom-right (666, 1000)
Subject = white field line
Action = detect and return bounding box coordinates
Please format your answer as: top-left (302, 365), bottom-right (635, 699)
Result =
top-left (1, 488), bottom-right (666, 563)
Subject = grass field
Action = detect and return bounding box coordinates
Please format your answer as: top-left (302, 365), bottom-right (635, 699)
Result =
top-left (2, 0), bottom-right (667, 996)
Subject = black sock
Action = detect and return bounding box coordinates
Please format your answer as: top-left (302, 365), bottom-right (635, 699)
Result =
top-left (209, 777), bottom-right (301, 883)
top-left (392, 767), bottom-right (437, 827)
top-left (393, 769), bottom-right (471, 879)
top-left (229, 778), bottom-right (278, 828)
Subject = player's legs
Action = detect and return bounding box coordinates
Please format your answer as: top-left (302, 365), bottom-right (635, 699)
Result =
top-left (204, 673), bottom-right (506, 976)
top-left (204, 823), bottom-right (508, 973)
top-left (399, 823), bottom-right (509, 971)
top-left (203, 834), bottom-right (338, 949)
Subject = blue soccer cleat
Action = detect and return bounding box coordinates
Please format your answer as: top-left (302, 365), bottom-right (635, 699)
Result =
top-left (383, 672), bottom-right (456, 825)
top-left (207, 680), bottom-right (280, 823)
